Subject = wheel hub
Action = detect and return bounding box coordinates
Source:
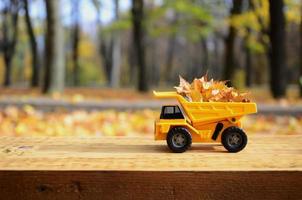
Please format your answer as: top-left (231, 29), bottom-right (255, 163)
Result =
top-left (228, 133), bottom-right (242, 146)
top-left (172, 133), bottom-right (186, 147)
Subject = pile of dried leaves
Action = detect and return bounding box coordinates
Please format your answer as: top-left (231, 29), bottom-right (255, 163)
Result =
top-left (174, 75), bottom-right (250, 102)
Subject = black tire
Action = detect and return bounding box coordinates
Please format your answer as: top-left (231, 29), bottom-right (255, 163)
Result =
top-left (221, 126), bottom-right (247, 153)
top-left (166, 127), bottom-right (192, 153)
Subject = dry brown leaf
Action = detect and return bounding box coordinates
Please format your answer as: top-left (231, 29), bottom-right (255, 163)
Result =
top-left (174, 75), bottom-right (191, 94)
top-left (175, 75), bottom-right (250, 102)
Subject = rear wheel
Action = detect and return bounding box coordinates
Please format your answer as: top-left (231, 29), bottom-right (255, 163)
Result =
top-left (166, 127), bottom-right (192, 153)
top-left (221, 126), bottom-right (247, 153)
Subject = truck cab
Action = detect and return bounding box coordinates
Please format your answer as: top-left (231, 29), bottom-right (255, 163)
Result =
top-left (154, 105), bottom-right (189, 143)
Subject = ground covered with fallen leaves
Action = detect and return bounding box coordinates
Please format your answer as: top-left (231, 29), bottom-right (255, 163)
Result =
top-left (0, 105), bottom-right (301, 137)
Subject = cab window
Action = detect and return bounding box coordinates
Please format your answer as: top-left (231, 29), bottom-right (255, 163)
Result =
top-left (160, 106), bottom-right (184, 119)
top-left (164, 106), bottom-right (174, 114)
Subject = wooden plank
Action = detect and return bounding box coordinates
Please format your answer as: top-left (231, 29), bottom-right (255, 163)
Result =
top-left (0, 135), bottom-right (301, 171)
top-left (0, 136), bottom-right (302, 199)
top-left (0, 171), bottom-right (301, 200)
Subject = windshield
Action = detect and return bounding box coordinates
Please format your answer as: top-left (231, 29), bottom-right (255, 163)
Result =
top-left (160, 106), bottom-right (184, 119)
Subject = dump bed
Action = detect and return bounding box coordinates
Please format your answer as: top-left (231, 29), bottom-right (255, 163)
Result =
top-left (154, 91), bottom-right (257, 125)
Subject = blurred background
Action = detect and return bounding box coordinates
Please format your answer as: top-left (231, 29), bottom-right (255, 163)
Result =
top-left (0, 0), bottom-right (301, 137)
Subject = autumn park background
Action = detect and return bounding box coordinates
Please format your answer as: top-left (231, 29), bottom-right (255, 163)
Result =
top-left (0, 0), bottom-right (301, 137)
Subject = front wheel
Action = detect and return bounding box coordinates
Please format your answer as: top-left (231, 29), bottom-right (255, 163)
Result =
top-left (221, 126), bottom-right (247, 153)
top-left (166, 127), bottom-right (192, 153)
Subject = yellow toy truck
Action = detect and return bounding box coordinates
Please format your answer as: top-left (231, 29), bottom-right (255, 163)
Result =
top-left (153, 91), bottom-right (257, 153)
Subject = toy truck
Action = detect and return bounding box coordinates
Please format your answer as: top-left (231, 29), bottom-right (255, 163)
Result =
top-left (153, 91), bottom-right (257, 153)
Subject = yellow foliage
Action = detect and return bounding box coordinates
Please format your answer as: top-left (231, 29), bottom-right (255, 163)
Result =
top-left (79, 36), bottom-right (96, 58)
top-left (285, 0), bottom-right (301, 24)
top-left (231, 11), bottom-right (261, 34)
top-left (230, 0), bottom-right (269, 34)
top-left (230, 0), bottom-right (300, 40)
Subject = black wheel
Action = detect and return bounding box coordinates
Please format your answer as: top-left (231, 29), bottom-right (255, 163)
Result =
top-left (221, 126), bottom-right (247, 153)
top-left (166, 127), bottom-right (192, 153)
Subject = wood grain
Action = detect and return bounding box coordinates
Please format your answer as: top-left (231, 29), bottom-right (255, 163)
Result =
top-left (0, 135), bottom-right (301, 171)
top-left (0, 171), bottom-right (301, 200)
top-left (0, 135), bottom-right (301, 199)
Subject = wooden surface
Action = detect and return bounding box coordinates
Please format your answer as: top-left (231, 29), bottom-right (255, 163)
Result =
top-left (0, 171), bottom-right (301, 200)
top-left (0, 135), bottom-right (301, 170)
top-left (0, 135), bottom-right (302, 200)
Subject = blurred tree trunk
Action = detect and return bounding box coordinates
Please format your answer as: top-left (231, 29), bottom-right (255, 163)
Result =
top-left (43, 0), bottom-right (65, 93)
top-left (110, 0), bottom-right (121, 88)
top-left (71, 0), bottom-right (80, 86)
top-left (244, 28), bottom-right (252, 87)
top-left (24, 0), bottom-right (39, 87)
top-left (300, 2), bottom-right (302, 96)
top-left (147, 1), bottom-right (159, 86)
top-left (128, 40), bottom-right (137, 83)
top-left (164, 34), bottom-right (176, 82)
top-left (93, 0), bottom-right (120, 87)
top-left (223, 0), bottom-right (243, 85)
top-left (150, 39), bottom-right (160, 86)
top-left (92, 0), bottom-right (114, 86)
top-left (100, 38), bottom-right (113, 83)
top-left (211, 33), bottom-right (221, 79)
top-left (269, 0), bottom-right (286, 98)
top-left (200, 38), bottom-right (208, 75)
top-left (164, 12), bottom-right (179, 83)
top-left (249, 1), bottom-right (269, 86)
top-left (1, 0), bottom-right (19, 86)
top-left (91, 0), bottom-right (113, 85)
top-left (131, 0), bottom-right (148, 92)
